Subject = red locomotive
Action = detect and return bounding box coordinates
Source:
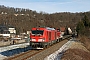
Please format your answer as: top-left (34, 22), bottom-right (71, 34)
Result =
top-left (30, 27), bottom-right (61, 49)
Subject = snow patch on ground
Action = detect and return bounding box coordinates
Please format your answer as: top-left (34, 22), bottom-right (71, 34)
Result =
top-left (0, 54), bottom-right (7, 60)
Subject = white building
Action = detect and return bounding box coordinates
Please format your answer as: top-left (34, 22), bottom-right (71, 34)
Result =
top-left (9, 28), bottom-right (16, 34)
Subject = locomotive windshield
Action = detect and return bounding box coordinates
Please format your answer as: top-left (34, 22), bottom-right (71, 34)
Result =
top-left (31, 30), bottom-right (44, 35)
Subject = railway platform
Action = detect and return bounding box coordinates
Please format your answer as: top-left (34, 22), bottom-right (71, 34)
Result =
top-left (0, 42), bottom-right (29, 60)
top-left (0, 42), bottom-right (29, 52)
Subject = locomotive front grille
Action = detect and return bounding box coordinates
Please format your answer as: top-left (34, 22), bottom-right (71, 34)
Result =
top-left (30, 42), bottom-right (45, 48)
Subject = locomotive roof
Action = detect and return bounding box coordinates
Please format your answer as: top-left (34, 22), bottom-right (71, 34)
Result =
top-left (32, 27), bottom-right (55, 30)
top-left (46, 27), bottom-right (55, 30)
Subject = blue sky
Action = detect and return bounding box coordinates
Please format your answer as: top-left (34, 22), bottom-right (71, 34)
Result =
top-left (0, 0), bottom-right (90, 13)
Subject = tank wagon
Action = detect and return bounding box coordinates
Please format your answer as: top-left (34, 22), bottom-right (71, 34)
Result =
top-left (30, 27), bottom-right (61, 49)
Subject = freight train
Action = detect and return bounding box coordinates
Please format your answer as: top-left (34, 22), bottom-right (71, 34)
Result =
top-left (29, 27), bottom-right (72, 49)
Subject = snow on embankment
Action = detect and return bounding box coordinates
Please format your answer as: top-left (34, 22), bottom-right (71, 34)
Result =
top-left (44, 38), bottom-right (75, 60)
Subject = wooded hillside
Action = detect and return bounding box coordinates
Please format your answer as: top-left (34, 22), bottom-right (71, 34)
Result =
top-left (0, 5), bottom-right (90, 35)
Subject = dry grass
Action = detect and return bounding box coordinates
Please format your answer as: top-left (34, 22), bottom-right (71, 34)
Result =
top-left (79, 36), bottom-right (90, 51)
top-left (61, 49), bottom-right (90, 60)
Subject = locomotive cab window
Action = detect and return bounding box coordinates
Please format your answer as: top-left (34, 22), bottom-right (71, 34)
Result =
top-left (31, 30), bottom-right (44, 35)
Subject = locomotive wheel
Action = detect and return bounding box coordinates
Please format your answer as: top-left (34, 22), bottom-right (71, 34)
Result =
top-left (57, 39), bottom-right (59, 42)
top-left (43, 44), bottom-right (47, 48)
top-left (49, 42), bottom-right (51, 46)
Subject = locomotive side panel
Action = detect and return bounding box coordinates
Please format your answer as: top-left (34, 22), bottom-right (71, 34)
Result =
top-left (51, 30), bottom-right (57, 40)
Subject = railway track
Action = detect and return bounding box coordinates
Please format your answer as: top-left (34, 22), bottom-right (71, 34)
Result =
top-left (4, 50), bottom-right (41, 60)
top-left (4, 35), bottom-right (72, 60)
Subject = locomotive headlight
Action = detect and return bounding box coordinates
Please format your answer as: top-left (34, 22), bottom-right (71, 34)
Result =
top-left (42, 38), bottom-right (45, 42)
top-left (42, 40), bottom-right (44, 42)
top-left (31, 38), bottom-right (36, 41)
